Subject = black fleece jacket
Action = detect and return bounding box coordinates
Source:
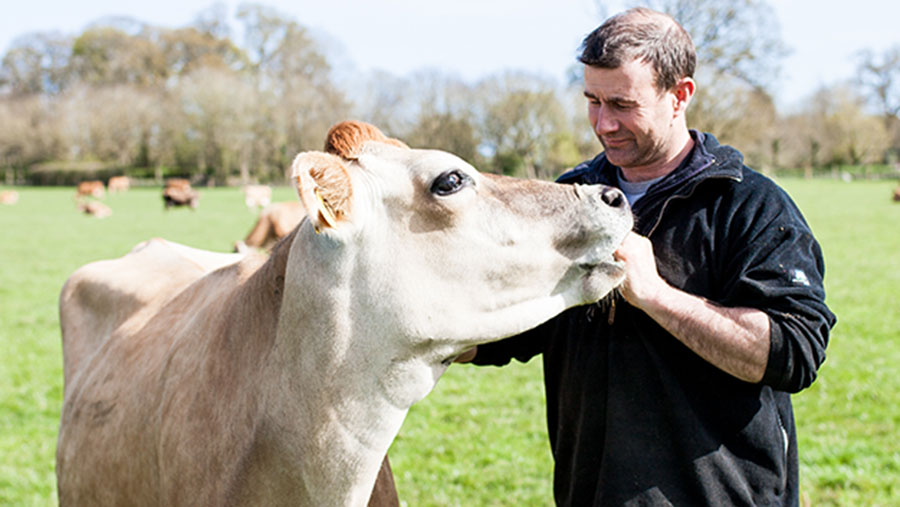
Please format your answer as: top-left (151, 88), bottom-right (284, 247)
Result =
top-left (472, 131), bottom-right (836, 506)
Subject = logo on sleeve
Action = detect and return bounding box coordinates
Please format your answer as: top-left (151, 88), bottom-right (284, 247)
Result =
top-left (790, 269), bottom-right (810, 286)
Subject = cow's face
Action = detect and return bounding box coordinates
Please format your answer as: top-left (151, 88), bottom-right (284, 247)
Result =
top-left (289, 122), bottom-right (632, 385)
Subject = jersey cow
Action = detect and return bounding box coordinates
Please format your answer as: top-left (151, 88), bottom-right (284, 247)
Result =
top-left (243, 184), bottom-right (273, 210)
top-left (108, 175), bottom-right (130, 193)
top-left (163, 178), bottom-right (199, 209)
top-left (56, 121), bottom-right (633, 506)
top-left (234, 201), bottom-right (306, 253)
top-left (75, 180), bottom-right (105, 199)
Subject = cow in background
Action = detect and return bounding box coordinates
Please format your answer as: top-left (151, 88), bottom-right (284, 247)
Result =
top-left (243, 184), bottom-right (272, 210)
top-left (0, 190), bottom-right (18, 205)
top-left (893, 184), bottom-right (900, 202)
top-left (163, 178), bottom-right (199, 209)
top-left (234, 201), bottom-right (305, 253)
top-left (76, 181), bottom-right (105, 199)
top-left (77, 200), bottom-right (112, 218)
top-left (108, 176), bottom-right (130, 193)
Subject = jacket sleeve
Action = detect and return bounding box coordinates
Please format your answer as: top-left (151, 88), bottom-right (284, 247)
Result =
top-left (720, 183), bottom-right (836, 393)
top-left (470, 316), bottom-right (555, 367)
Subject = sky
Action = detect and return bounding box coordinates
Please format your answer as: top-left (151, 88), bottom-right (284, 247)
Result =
top-left (1, 0), bottom-right (898, 109)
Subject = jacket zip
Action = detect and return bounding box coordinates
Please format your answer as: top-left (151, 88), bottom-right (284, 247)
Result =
top-left (646, 170), bottom-right (742, 238)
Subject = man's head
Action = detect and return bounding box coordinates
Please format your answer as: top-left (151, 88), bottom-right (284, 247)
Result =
top-left (579, 7), bottom-right (695, 94)
top-left (579, 8), bottom-right (697, 179)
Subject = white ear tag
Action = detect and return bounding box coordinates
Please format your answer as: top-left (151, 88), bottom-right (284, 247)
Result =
top-left (313, 187), bottom-right (338, 233)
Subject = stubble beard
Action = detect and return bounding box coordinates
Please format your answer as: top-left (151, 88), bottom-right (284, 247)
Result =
top-left (600, 134), bottom-right (667, 174)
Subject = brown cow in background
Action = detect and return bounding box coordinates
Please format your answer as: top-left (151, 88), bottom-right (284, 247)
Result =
top-left (163, 178), bottom-right (199, 209)
top-left (234, 201), bottom-right (305, 253)
top-left (108, 176), bottom-right (130, 193)
top-left (76, 181), bottom-right (105, 199)
top-left (893, 185), bottom-right (900, 202)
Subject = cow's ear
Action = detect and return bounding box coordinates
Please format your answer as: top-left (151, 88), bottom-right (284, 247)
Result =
top-left (324, 120), bottom-right (409, 160)
top-left (290, 152), bottom-right (353, 233)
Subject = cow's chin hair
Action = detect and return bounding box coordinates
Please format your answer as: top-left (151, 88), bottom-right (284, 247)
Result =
top-left (582, 260), bottom-right (626, 304)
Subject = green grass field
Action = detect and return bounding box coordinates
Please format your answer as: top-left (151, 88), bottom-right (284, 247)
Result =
top-left (0, 180), bottom-right (897, 506)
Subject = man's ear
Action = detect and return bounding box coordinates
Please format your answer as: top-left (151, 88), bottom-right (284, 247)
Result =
top-left (290, 152), bottom-right (353, 233)
top-left (672, 77), bottom-right (696, 115)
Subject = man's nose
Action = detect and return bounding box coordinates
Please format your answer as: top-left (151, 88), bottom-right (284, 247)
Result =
top-left (593, 107), bottom-right (616, 134)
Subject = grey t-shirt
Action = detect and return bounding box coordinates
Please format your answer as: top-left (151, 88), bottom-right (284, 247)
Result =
top-left (616, 169), bottom-right (665, 204)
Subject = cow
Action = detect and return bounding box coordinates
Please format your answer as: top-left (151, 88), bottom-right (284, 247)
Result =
top-left (243, 184), bottom-right (273, 210)
top-left (76, 180), bottom-right (105, 199)
top-left (108, 175), bottom-right (130, 193)
top-left (56, 120), bottom-right (633, 506)
top-left (234, 201), bottom-right (305, 253)
top-left (76, 199), bottom-right (112, 218)
top-left (0, 190), bottom-right (18, 205)
top-left (163, 178), bottom-right (199, 209)
top-left (893, 185), bottom-right (900, 202)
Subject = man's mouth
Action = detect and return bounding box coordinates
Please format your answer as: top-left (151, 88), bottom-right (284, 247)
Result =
top-left (603, 137), bottom-right (631, 149)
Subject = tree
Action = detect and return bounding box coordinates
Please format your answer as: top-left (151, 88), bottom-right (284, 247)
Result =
top-left (630, 0), bottom-right (787, 90)
top-left (0, 95), bottom-right (65, 176)
top-left (0, 32), bottom-right (72, 95)
top-left (175, 67), bottom-right (258, 183)
top-left (237, 3), bottom-right (350, 172)
top-left (781, 84), bottom-right (889, 172)
top-left (477, 72), bottom-right (572, 179)
top-left (69, 25), bottom-right (168, 88)
top-left (159, 26), bottom-right (247, 76)
top-left (237, 3), bottom-right (329, 87)
top-left (856, 45), bottom-right (900, 159)
top-left (400, 70), bottom-right (480, 163)
top-left (193, 2), bottom-right (232, 41)
top-left (689, 81), bottom-right (778, 170)
top-left (350, 70), bottom-right (415, 137)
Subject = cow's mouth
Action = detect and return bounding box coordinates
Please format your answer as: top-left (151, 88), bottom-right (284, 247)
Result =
top-left (577, 255), bottom-right (627, 304)
top-left (581, 256), bottom-right (625, 278)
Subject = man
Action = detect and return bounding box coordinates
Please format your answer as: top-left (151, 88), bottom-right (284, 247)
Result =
top-left (464, 7), bottom-right (835, 506)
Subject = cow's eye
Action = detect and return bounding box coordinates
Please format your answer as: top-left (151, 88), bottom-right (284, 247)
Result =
top-left (430, 170), bottom-right (471, 196)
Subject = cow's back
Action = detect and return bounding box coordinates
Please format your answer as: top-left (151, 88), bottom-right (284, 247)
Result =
top-left (58, 239), bottom-right (239, 384)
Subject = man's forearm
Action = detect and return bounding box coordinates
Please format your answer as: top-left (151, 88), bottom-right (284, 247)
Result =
top-left (638, 282), bottom-right (770, 383)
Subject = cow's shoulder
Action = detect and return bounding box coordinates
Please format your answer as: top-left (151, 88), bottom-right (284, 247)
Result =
top-left (59, 239), bottom-right (253, 381)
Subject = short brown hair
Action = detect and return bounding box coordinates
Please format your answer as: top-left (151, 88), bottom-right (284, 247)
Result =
top-left (578, 7), bottom-right (696, 92)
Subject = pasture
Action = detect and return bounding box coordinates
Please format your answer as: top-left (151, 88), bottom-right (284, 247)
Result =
top-left (0, 179), bottom-right (897, 506)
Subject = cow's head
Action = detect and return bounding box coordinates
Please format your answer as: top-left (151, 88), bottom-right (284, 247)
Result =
top-left (288, 120), bottom-right (632, 402)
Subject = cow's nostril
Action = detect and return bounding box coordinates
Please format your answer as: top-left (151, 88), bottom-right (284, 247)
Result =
top-left (601, 187), bottom-right (626, 208)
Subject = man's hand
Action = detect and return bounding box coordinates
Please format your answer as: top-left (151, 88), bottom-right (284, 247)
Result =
top-left (613, 231), bottom-right (669, 310)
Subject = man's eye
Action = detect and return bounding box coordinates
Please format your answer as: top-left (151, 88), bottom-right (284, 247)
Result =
top-left (431, 170), bottom-right (471, 196)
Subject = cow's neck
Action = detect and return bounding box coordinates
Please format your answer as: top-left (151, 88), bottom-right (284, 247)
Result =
top-left (266, 228), bottom-right (430, 506)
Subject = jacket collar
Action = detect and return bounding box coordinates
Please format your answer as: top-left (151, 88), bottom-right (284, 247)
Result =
top-left (558, 131), bottom-right (744, 192)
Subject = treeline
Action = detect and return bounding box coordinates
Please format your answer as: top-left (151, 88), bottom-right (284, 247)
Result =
top-left (2, 1), bottom-right (899, 186)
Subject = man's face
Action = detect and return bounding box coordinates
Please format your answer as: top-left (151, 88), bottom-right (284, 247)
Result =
top-left (584, 59), bottom-right (678, 173)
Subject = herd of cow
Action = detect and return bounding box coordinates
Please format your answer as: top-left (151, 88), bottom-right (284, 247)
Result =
top-left (74, 176), bottom-right (200, 217)
top-left (65, 175), bottom-right (299, 251)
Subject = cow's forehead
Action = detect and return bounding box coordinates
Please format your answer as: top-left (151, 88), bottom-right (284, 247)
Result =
top-left (357, 142), bottom-right (475, 179)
